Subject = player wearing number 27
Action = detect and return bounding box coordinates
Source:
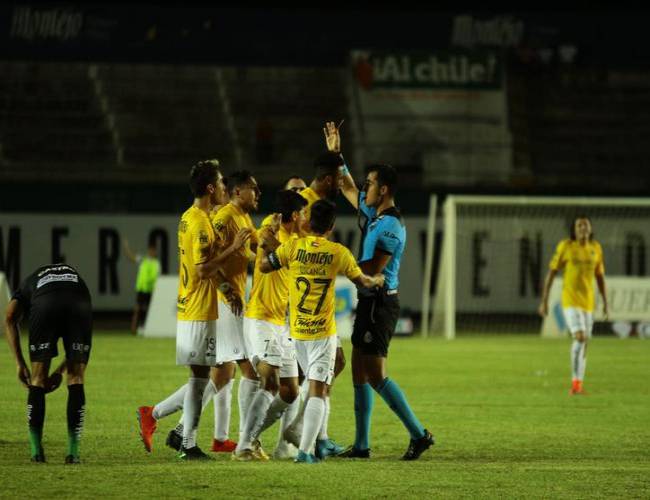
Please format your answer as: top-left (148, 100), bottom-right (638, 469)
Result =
top-left (539, 215), bottom-right (608, 395)
top-left (260, 199), bottom-right (384, 463)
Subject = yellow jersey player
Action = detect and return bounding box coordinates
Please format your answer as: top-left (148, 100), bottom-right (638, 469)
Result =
top-left (260, 199), bottom-right (384, 463)
top-left (208, 170), bottom-right (261, 453)
top-left (137, 160), bottom-right (250, 460)
top-left (233, 189), bottom-right (308, 461)
top-left (539, 215), bottom-right (608, 395)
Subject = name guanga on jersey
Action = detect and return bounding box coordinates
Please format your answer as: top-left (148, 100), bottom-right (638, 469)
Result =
top-left (295, 249), bottom-right (334, 265)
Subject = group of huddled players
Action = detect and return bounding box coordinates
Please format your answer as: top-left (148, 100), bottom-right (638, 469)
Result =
top-left (135, 122), bottom-right (435, 463)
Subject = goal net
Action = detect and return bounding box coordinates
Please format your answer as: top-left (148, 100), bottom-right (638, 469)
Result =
top-left (424, 196), bottom-right (650, 339)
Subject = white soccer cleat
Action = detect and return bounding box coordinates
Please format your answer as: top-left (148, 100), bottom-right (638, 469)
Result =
top-left (282, 423), bottom-right (302, 449)
top-left (273, 440), bottom-right (299, 460)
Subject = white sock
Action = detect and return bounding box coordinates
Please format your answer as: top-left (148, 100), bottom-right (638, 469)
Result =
top-left (578, 343), bottom-right (587, 381)
top-left (213, 379), bottom-right (234, 441)
top-left (299, 397), bottom-right (325, 455)
top-left (153, 383), bottom-right (187, 420)
top-left (317, 395), bottom-right (330, 440)
top-left (236, 389), bottom-right (275, 452)
top-left (571, 340), bottom-right (583, 380)
top-left (175, 379), bottom-right (218, 428)
top-left (254, 393), bottom-right (291, 437)
top-left (182, 377), bottom-right (208, 449)
top-left (238, 377), bottom-right (260, 440)
top-left (277, 396), bottom-right (299, 444)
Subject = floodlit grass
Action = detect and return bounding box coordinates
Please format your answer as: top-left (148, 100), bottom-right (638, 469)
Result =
top-left (1, 333), bottom-right (649, 498)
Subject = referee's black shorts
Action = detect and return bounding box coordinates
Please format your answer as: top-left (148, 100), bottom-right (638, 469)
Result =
top-left (28, 292), bottom-right (93, 364)
top-left (351, 290), bottom-right (400, 357)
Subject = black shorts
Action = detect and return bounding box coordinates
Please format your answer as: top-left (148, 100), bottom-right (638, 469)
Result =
top-left (351, 291), bottom-right (400, 357)
top-left (136, 292), bottom-right (152, 309)
top-left (28, 292), bottom-right (92, 363)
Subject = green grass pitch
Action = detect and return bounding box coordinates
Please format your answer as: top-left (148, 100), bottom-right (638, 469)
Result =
top-left (1, 333), bottom-right (649, 498)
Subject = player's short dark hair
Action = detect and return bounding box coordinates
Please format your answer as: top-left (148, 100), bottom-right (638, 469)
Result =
top-left (282, 174), bottom-right (304, 188)
top-left (227, 170), bottom-right (255, 196)
top-left (314, 151), bottom-right (343, 181)
top-left (366, 164), bottom-right (398, 195)
top-left (569, 214), bottom-right (594, 240)
top-left (310, 199), bottom-right (337, 234)
top-left (189, 159), bottom-right (220, 197)
top-left (276, 190), bottom-right (308, 223)
top-left (147, 233), bottom-right (157, 248)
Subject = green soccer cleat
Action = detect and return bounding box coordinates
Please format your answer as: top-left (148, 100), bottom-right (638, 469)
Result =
top-left (294, 450), bottom-right (321, 464)
top-left (315, 438), bottom-right (345, 459)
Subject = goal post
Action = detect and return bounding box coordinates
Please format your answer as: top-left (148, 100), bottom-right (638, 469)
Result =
top-left (420, 194), bottom-right (438, 337)
top-left (428, 195), bottom-right (650, 339)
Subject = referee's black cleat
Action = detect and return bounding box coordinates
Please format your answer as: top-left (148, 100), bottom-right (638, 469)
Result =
top-left (166, 429), bottom-right (183, 452)
top-left (402, 429), bottom-right (435, 461)
top-left (64, 455), bottom-right (80, 465)
top-left (336, 445), bottom-right (371, 459)
top-left (177, 446), bottom-right (212, 461)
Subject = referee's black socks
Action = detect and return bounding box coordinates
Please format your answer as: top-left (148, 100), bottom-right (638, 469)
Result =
top-left (67, 384), bottom-right (85, 458)
top-left (27, 386), bottom-right (46, 458)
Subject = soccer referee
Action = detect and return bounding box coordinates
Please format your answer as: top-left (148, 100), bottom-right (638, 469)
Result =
top-left (324, 122), bottom-right (434, 460)
top-left (5, 264), bottom-right (92, 464)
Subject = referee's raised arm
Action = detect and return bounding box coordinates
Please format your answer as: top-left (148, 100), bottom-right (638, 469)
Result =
top-left (323, 120), bottom-right (359, 209)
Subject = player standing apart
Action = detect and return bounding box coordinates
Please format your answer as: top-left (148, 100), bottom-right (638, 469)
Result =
top-left (5, 264), bottom-right (92, 464)
top-left (260, 199), bottom-right (384, 463)
top-left (326, 121), bottom-right (435, 460)
top-left (123, 236), bottom-right (161, 335)
top-left (539, 215), bottom-right (608, 395)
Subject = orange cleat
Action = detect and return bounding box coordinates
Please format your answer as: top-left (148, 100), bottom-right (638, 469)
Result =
top-left (569, 380), bottom-right (585, 395)
top-left (137, 406), bottom-right (157, 452)
top-left (211, 438), bottom-right (237, 453)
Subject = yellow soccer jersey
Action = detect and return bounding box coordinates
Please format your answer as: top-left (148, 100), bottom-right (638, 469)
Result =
top-left (245, 215), bottom-right (294, 325)
top-left (299, 187), bottom-right (321, 222)
top-left (549, 239), bottom-right (605, 312)
top-left (210, 202), bottom-right (258, 304)
top-left (273, 235), bottom-right (362, 340)
top-left (177, 205), bottom-right (219, 321)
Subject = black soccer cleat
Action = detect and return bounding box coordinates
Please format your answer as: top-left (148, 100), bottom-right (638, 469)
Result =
top-left (402, 429), bottom-right (435, 461)
top-left (30, 452), bottom-right (46, 463)
top-left (177, 446), bottom-right (212, 461)
top-left (64, 455), bottom-right (80, 465)
top-left (166, 429), bottom-right (183, 452)
top-left (336, 445), bottom-right (371, 459)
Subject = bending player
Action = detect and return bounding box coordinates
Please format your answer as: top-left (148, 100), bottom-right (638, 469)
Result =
top-left (539, 215), bottom-right (608, 395)
top-left (326, 121), bottom-right (435, 460)
top-left (260, 199), bottom-right (385, 463)
top-left (233, 189), bottom-right (308, 461)
top-left (5, 263), bottom-right (92, 464)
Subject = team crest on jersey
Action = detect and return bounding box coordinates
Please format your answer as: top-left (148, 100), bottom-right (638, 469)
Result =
top-left (213, 220), bottom-right (224, 232)
top-left (199, 230), bottom-right (209, 244)
top-left (364, 331), bottom-right (373, 343)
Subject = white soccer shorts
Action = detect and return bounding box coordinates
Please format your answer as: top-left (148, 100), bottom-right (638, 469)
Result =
top-left (244, 317), bottom-right (298, 378)
top-left (216, 300), bottom-right (247, 363)
top-left (176, 320), bottom-right (217, 366)
top-left (563, 307), bottom-right (594, 338)
top-left (294, 336), bottom-right (337, 384)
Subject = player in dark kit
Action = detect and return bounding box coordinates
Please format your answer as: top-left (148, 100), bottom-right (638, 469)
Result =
top-left (5, 264), bottom-right (92, 464)
top-left (325, 122), bottom-right (434, 461)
